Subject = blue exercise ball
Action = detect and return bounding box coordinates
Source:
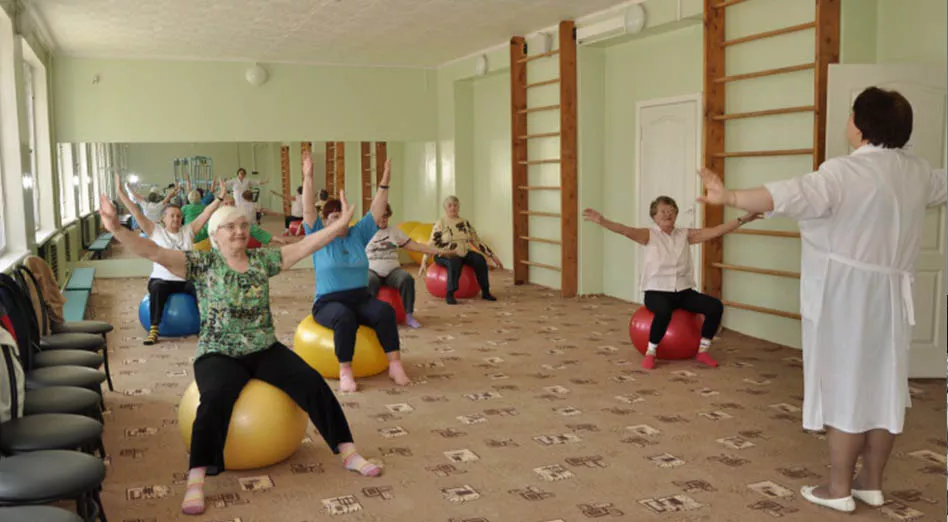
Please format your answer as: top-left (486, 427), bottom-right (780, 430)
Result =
top-left (138, 293), bottom-right (201, 337)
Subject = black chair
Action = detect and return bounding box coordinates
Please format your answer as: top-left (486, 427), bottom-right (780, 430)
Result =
top-left (0, 450), bottom-right (107, 522)
top-left (0, 505), bottom-right (84, 522)
top-left (23, 386), bottom-right (103, 423)
top-left (15, 265), bottom-right (114, 391)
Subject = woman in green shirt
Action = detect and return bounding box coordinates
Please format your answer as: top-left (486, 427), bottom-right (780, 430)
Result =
top-left (98, 191), bottom-right (377, 517)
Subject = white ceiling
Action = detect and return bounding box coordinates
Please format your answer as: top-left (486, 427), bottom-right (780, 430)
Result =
top-left (31, 0), bottom-right (632, 68)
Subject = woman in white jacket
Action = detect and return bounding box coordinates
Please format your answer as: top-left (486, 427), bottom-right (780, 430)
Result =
top-left (698, 86), bottom-right (947, 513)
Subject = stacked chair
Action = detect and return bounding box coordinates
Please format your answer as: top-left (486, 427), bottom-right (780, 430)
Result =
top-left (0, 265), bottom-right (113, 522)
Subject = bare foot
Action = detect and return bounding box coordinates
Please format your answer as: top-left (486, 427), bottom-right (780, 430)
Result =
top-left (339, 368), bottom-right (358, 393)
top-left (388, 360), bottom-right (411, 386)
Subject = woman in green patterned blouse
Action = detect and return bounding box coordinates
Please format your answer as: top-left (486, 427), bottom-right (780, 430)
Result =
top-left (98, 190), bottom-right (381, 517)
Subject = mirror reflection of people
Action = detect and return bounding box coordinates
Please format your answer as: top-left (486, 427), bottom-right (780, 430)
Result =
top-left (271, 186), bottom-right (304, 233)
top-left (697, 86), bottom-right (947, 513)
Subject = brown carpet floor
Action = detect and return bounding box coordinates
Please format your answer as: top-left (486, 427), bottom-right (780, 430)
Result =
top-left (85, 262), bottom-right (946, 522)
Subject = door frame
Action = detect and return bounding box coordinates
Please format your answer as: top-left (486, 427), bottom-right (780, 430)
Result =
top-left (634, 93), bottom-right (704, 298)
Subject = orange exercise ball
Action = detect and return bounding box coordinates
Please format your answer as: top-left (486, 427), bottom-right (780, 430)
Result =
top-left (628, 307), bottom-right (704, 360)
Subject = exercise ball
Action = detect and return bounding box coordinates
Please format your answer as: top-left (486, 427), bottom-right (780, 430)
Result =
top-left (138, 293), bottom-right (200, 336)
top-left (377, 286), bottom-right (406, 325)
top-left (178, 379), bottom-right (307, 470)
top-left (193, 239), bottom-right (211, 252)
top-left (397, 221), bottom-right (419, 237)
top-left (425, 263), bottom-right (480, 299)
top-left (247, 237), bottom-right (262, 249)
top-left (288, 220), bottom-right (305, 237)
top-left (293, 316), bottom-right (388, 379)
top-left (407, 223), bottom-right (433, 263)
top-left (628, 307), bottom-right (703, 360)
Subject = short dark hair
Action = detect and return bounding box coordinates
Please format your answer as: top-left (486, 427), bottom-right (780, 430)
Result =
top-left (649, 195), bottom-right (678, 218)
top-left (296, 186), bottom-right (303, 195)
top-left (852, 87), bottom-right (913, 149)
top-left (237, 168), bottom-right (247, 176)
top-left (318, 189), bottom-right (329, 201)
top-left (321, 198), bottom-right (341, 219)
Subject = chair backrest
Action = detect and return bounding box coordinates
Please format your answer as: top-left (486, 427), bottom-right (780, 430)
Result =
top-left (0, 274), bottom-right (39, 372)
top-left (14, 265), bottom-right (49, 337)
top-left (0, 302), bottom-right (24, 423)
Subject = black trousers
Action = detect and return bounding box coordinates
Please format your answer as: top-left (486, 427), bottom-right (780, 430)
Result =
top-left (433, 252), bottom-right (490, 296)
top-left (147, 278), bottom-right (195, 326)
top-left (368, 268), bottom-right (416, 314)
top-left (643, 289), bottom-right (723, 344)
top-left (311, 288), bottom-right (400, 363)
top-left (190, 343), bottom-right (354, 474)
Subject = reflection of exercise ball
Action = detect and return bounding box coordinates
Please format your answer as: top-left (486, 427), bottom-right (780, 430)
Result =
top-left (397, 221), bottom-right (419, 238)
top-left (138, 293), bottom-right (200, 336)
top-left (629, 307), bottom-right (703, 360)
top-left (377, 286), bottom-right (406, 325)
top-left (288, 220), bottom-right (305, 236)
top-left (247, 237), bottom-right (262, 249)
top-left (407, 223), bottom-right (433, 263)
top-left (193, 239), bottom-right (212, 252)
top-left (293, 316), bottom-right (388, 379)
top-left (425, 263), bottom-right (480, 299)
top-left (178, 379), bottom-right (307, 470)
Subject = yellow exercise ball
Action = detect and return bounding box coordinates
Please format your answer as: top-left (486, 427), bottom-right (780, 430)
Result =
top-left (293, 315), bottom-right (388, 379)
top-left (177, 379), bottom-right (308, 470)
top-left (397, 221), bottom-right (419, 237)
top-left (407, 223), bottom-right (434, 264)
top-left (193, 239), bottom-right (212, 252)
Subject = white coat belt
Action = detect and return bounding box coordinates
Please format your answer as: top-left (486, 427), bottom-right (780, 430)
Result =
top-left (826, 252), bottom-right (916, 326)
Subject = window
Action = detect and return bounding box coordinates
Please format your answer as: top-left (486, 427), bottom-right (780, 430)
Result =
top-left (22, 61), bottom-right (39, 230)
top-left (57, 143), bottom-right (77, 224)
top-left (78, 143), bottom-right (91, 216)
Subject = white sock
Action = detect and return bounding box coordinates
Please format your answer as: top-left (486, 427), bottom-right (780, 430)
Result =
top-left (646, 342), bottom-right (658, 356)
top-left (699, 338), bottom-right (712, 353)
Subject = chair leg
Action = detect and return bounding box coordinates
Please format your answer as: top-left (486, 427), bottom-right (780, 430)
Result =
top-left (101, 335), bottom-right (114, 392)
top-left (92, 488), bottom-right (107, 522)
top-left (96, 436), bottom-right (107, 459)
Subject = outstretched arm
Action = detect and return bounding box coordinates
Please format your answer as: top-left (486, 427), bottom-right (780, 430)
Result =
top-left (370, 159), bottom-right (391, 222)
top-left (188, 179), bottom-right (226, 235)
top-left (688, 212), bottom-right (762, 244)
top-left (583, 208), bottom-right (649, 245)
top-left (99, 195), bottom-right (187, 278)
top-left (117, 175), bottom-right (155, 236)
top-left (698, 168), bottom-right (775, 213)
top-left (270, 190), bottom-right (290, 202)
top-left (302, 150), bottom-right (318, 229)
top-left (281, 190), bottom-right (355, 270)
top-left (403, 239), bottom-right (454, 257)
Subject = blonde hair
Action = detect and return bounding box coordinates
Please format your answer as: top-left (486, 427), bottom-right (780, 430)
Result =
top-left (443, 195), bottom-right (459, 208)
top-left (188, 190), bottom-right (201, 204)
top-left (207, 206), bottom-right (247, 249)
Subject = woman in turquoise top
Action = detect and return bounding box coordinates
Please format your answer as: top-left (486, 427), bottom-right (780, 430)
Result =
top-left (97, 191), bottom-right (382, 517)
top-left (302, 150), bottom-right (409, 392)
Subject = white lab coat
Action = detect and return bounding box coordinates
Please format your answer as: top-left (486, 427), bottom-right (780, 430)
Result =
top-left (227, 176), bottom-right (261, 201)
top-left (765, 145), bottom-right (947, 434)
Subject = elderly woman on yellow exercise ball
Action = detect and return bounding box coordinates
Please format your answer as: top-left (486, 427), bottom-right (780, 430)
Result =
top-left (302, 151), bottom-right (410, 393)
top-left (98, 188), bottom-right (382, 517)
top-left (697, 86), bottom-right (946, 513)
top-left (583, 197), bottom-right (759, 369)
top-left (420, 196), bottom-right (503, 304)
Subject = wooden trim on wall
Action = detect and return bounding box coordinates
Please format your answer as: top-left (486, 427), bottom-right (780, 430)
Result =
top-left (813, 0), bottom-right (841, 168)
top-left (558, 20), bottom-right (578, 298)
top-left (510, 35), bottom-right (529, 286)
top-left (375, 142), bottom-right (387, 186)
top-left (325, 142), bottom-right (335, 195)
top-left (701, 0), bottom-right (726, 299)
top-left (334, 142), bottom-right (346, 195)
top-left (280, 145), bottom-right (291, 215)
top-left (361, 142), bottom-right (372, 214)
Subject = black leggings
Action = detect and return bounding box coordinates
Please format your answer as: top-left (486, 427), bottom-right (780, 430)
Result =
top-left (147, 279), bottom-right (196, 326)
top-left (285, 215), bottom-right (302, 229)
top-left (643, 289), bottom-right (723, 344)
top-left (190, 343), bottom-right (354, 474)
top-left (433, 252), bottom-right (490, 296)
top-left (311, 288), bottom-right (400, 363)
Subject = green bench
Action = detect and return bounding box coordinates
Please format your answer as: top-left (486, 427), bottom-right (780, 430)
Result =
top-left (62, 289), bottom-right (90, 322)
top-left (64, 267), bottom-right (95, 291)
top-left (86, 233), bottom-right (114, 260)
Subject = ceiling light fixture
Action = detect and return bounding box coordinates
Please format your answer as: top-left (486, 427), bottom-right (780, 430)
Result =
top-left (245, 63), bottom-right (269, 86)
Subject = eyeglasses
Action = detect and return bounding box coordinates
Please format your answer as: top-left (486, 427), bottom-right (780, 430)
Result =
top-left (219, 222), bottom-right (251, 232)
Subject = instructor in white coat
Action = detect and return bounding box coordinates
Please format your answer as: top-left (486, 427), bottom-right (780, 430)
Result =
top-left (697, 86), bottom-right (947, 514)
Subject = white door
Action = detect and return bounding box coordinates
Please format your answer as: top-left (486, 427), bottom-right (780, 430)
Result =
top-left (827, 64), bottom-right (947, 378)
top-left (635, 95), bottom-right (702, 298)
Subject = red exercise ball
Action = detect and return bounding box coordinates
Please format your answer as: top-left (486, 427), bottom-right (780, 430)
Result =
top-left (629, 307), bottom-right (704, 360)
top-left (247, 237), bottom-right (262, 249)
top-left (425, 263), bottom-right (480, 299)
top-left (377, 286), bottom-right (406, 325)
top-left (288, 220), bottom-right (305, 237)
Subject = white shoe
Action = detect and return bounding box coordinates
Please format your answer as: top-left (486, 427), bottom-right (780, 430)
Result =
top-left (800, 486), bottom-right (855, 513)
top-left (851, 489), bottom-right (884, 507)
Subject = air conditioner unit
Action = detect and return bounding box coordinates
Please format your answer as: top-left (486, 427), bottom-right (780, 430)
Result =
top-left (576, 4), bottom-right (647, 45)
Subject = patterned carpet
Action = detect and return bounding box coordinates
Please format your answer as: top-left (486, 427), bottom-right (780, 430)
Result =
top-left (85, 265), bottom-right (946, 522)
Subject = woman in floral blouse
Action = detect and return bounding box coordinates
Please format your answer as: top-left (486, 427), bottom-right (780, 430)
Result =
top-left (420, 195), bottom-right (503, 304)
top-left (98, 191), bottom-right (381, 517)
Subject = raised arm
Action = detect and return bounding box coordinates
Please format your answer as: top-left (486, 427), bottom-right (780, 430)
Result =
top-left (160, 188), bottom-right (178, 206)
top-left (99, 195), bottom-right (187, 278)
top-left (583, 208), bottom-right (649, 245)
top-left (370, 159), bottom-right (391, 222)
top-left (301, 150), bottom-right (318, 228)
top-left (688, 212), bottom-right (762, 244)
top-left (117, 175), bottom-right (155, 236)
top-left (188, 179), bottom-right (226, 235)
top-left (281, 190), bottom-right (355, 270)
